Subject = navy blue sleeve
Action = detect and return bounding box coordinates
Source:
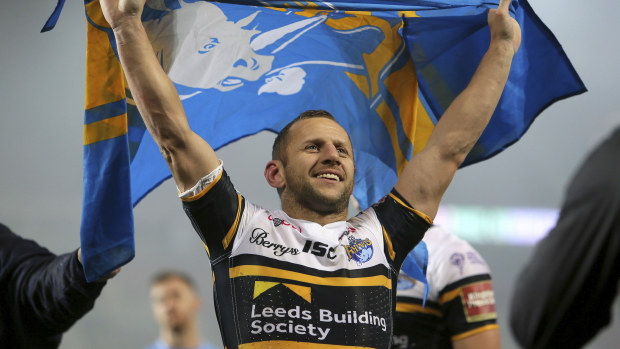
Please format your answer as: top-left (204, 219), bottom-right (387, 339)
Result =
top-left (182, 170), bottom-right (245, 261)
top-left (0, 223), bottom-right (106, 347)
top-left (372, 189), bottom-right (432, 271)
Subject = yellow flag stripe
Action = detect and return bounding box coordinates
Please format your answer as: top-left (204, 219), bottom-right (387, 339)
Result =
top-left (85, 0), bottom-right (112, 28)
top-left (85, 6), bottom-right (125, 110)
top-left (84, 114), bottom-right (128, 145)
top-left (398, 11), bottom-right (420, 18)
top-left (377, 100), bottom-right (408, 174)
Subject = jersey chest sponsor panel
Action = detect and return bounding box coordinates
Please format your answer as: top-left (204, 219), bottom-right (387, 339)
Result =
top-left (228, 205), bottom-right (394, 348)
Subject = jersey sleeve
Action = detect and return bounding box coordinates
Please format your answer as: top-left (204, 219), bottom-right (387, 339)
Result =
top-left (372, 189), bottom-right (432, 271)
top-left (438, 274), bottom-right (498, 342)
top-left (181, 169), bottom-right (245, 261)
top-left (430, 232), bottom-right (498, 341)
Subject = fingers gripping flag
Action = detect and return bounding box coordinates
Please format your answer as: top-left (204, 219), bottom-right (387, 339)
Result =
top-left (75, 0), bottom-right (585, 281)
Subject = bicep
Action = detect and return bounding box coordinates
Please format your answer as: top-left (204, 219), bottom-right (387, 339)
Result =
top-left (165, 130), bottom-right (221, 192)
top-left (394, 146), bottom-right (459, 220)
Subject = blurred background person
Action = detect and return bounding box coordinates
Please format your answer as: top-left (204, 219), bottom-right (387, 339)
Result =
top-left (146, 271), bottom-right (219, 349)
top-left (393, 225), bottom-right (500, 349)
top-left (510, 126), bottom-right (620, 349)
top-left (0, 222), bottom-right (118, 349)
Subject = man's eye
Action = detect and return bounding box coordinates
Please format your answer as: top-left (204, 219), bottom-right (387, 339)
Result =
top-left (306, 144), bottom-right (318, 150)
top-left (337, 148), bottom-right (350, 155)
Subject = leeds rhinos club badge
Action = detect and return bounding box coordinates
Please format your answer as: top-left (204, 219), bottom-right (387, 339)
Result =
top-left (343, 235), bottom-right (374, 265)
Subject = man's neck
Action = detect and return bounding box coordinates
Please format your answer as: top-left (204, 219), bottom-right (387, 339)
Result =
top-left (161, 323), bottom-right (201, 348)
top-left (281, 203), bottom-right (349, 226)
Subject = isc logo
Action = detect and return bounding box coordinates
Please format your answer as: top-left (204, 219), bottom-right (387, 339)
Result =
top-left (302, 240), bottom-right (337, 259)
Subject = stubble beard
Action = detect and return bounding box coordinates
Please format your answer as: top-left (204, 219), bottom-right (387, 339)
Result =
top-left (288, 173), bottom-right (353, 216)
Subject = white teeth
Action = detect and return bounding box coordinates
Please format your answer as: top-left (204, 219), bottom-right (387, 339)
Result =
top-left (317, 173), bottom-right (340, 181)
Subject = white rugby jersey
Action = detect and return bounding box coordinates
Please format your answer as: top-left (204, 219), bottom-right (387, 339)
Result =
top-left (392, 226), bottom-right (498, 349)
top-left (181, 168), bottom-right (431, 349)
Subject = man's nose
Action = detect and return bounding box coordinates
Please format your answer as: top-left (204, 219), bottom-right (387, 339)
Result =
top-left (321, 144), bottom-right (341, 163)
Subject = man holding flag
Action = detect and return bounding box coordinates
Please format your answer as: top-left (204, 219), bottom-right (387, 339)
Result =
top-left (99, 0), bottom-right (519, 347)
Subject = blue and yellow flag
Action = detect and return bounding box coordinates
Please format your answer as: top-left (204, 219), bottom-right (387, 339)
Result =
top-left (78, 0), bottom-right (585, 281)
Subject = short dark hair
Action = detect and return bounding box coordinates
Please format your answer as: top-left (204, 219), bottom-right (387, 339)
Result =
top-left (272, 110), bottom-right (337, 164)
top-left (150, 270), bottom-right (197, 291)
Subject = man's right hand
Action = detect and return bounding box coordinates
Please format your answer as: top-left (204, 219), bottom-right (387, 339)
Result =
top-left (488, 0), bottom-right (521, 55)
top-left (99, 0), bottom-right (146, 29)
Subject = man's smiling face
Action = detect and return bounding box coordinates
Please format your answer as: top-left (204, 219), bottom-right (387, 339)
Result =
top-left (280, 117), bottom-right (355, 215)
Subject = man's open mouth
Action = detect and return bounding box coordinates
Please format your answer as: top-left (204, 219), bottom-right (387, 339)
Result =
top-left (316, 173), bottom-right (341, 182)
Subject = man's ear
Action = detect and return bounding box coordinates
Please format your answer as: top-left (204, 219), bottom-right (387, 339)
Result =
top-left (265, 160), bottom-right (285, 190)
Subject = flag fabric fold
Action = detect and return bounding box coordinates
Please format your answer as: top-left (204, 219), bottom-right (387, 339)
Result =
top-left (77, 0), bottom-right (585, 281)
top-left (41, 0), bottom-right (67, 32)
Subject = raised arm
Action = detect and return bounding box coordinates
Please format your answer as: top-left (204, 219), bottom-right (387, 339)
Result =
top-left (394, 0), bottom-right (521, 219)
top-left (99, 0), bottom-right (220, 191)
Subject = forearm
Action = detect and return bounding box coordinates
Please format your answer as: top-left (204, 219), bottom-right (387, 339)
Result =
top-left (110, 16), bottom-right (219, 189)
top-left (112, 18), bottom-right (189, 148)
